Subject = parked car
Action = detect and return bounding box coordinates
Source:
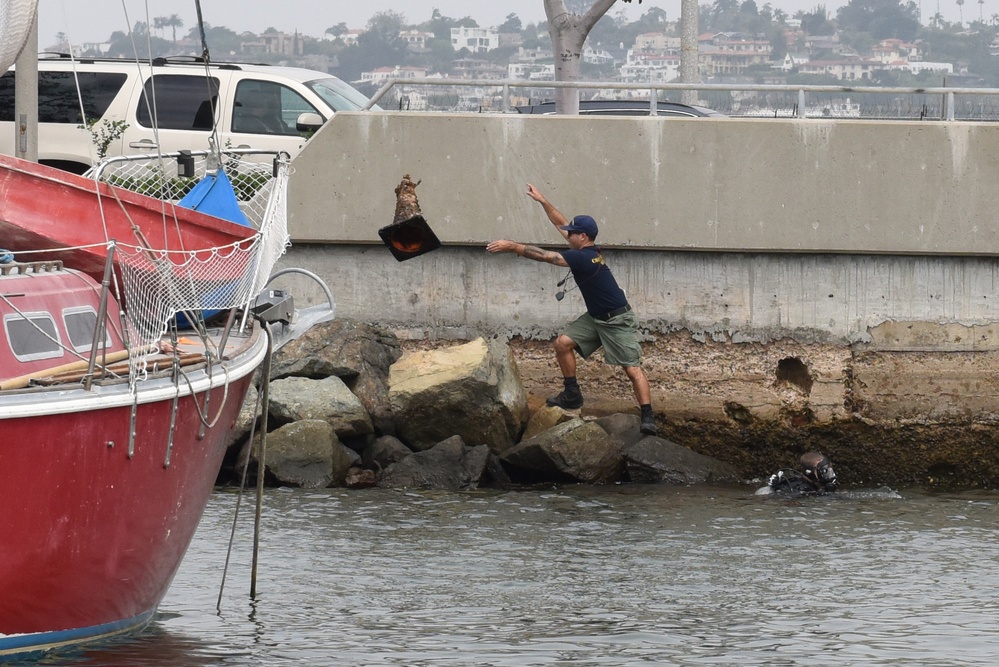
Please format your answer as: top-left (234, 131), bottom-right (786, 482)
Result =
top-left (0, 55), bottom-right (377, 173)
top-left (515, 99), bottom-right (725, 117)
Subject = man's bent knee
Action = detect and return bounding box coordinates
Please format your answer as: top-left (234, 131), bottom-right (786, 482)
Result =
top-left (554, 335), bottom-right (577, 354)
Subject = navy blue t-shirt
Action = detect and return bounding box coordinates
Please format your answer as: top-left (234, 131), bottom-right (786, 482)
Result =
top-left (561, 246), bottom-right (628, 317)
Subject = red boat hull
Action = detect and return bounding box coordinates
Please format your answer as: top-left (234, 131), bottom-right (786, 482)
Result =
top-left (0, 326), bottom-right (265, 656)
top-left (0, 385), bottom-right (246, 634)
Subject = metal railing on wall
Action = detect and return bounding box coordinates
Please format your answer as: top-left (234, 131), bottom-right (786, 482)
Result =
top-left (363, 77), bottom-right (999, 121)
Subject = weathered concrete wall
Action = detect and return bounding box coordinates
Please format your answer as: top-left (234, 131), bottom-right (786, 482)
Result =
top-left (289, 112), bottom-right (999, 255)
top-left (277, 246), bottom-right (999, 347)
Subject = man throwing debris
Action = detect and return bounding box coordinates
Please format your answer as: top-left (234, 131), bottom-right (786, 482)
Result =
top-left (487, 184), bottom-right (658, 436)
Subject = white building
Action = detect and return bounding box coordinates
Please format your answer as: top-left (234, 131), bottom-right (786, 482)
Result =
top-left (799, 59), bottom-right (878, 80)
top-left (451, 26), bottom-right (500, 53)
top-left (508, 62), bottom-right (554, 80)
top-left (619, 51), bottom-right (681, 83)
top-left (778, 52), bottom-right (810, 71)
top-left (632, 32), bottom-right (681, 51)
top-left (886, 60), bottom-right (953, 75)
top-left (360, 65), bottom-right (429, 86)
top-left (583, 45), bottom-right (615, 65)
top-left (515, 45), bottom-right (553, 62)
top-left (872, 39), bottom-right (921, 64)
top-left (398, 30), bottom-right (435, 52)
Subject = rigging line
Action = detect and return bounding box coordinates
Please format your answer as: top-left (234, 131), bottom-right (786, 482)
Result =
top-left (176, 357), bottom-right (232, 429)
top-left (48, 1), bottom-right (96, 167)
top-left (192, 0), bottom-right (223, 160)
top-left (58, 43), bottom-right (114, 254)
top-left (138, 0), bottom-right (178, 242)
top-left (119, 0), bottom-right (174, 234)
top-left (65, 48), bottom-right (98, 169)
top-left (195, 0), bottom-right (210, 62)
top-left (8, 242), bottom-right (113, 255)
top-left (113, 5), bottom-right (196, 258)
top-left (250, 321), bottom-right (274, 600)
top-left (217, 356), bottom-right (265, 611)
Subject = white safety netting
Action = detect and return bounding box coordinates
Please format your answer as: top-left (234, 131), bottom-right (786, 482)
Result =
top-left (0, 0), bottom-right (38, 74)
top-left (90, 151), bottom-right (280, 230)
top-left (92, 152), bottom-right (291, 380)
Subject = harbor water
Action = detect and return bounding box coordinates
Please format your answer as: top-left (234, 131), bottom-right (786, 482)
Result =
top-left (34, 484), bottom-right (999, 666)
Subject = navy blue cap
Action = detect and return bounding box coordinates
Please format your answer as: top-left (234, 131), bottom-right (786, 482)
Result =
top-left (559, 214), bottom-right (598, 240)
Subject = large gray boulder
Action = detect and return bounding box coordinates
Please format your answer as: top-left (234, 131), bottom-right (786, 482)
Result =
top-left (388, 337), bottom-right (528, 454)
top-left (362, 435), bottom-right (413, 471)
top-left (268, 376), bottom-right (373, 439)
top-left (500, 418), bottom-right (624, 484)
top-left (599, 415), bottom-right (740, 484)
top-left (270, 319), bottom-right (401, 435)
top-left (623, 437), bottom-right (740, 484)
top-left (521, 405), bottom-right (575, 441)
top-left (379, 436), bottom-right (492, 490)
top-left (240, 419), bottom-right (354, 488)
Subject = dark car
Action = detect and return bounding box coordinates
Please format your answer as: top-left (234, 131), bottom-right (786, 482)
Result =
top-left (515, 99), bottom-right (725, 117)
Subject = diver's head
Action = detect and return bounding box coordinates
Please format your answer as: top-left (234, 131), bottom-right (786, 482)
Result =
top-left (800, 451), bottom-right (838, 490)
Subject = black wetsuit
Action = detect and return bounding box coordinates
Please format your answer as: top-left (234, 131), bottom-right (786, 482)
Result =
top-left (767, 469), bottom-right (836, 497)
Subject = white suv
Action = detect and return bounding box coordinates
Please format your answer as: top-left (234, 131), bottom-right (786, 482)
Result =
top-left (0, 55), bottom-right (374, 173)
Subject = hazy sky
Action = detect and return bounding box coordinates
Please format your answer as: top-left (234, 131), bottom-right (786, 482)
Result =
top-left (38, 0), bottom-right (973, 48)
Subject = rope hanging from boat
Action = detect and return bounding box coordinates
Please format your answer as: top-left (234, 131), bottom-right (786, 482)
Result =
top-left (217, 320), bottom-right (273, 607)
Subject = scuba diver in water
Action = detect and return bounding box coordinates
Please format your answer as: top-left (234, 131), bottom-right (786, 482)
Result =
top-left (765, 451), bottom-right (839, 496)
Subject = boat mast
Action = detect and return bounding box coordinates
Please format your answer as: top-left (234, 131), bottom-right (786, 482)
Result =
top-left (13, 5), bottom-right (38, 162)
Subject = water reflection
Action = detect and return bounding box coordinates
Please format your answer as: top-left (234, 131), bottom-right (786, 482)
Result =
top-left (25, 484), bottom-right (999, 666)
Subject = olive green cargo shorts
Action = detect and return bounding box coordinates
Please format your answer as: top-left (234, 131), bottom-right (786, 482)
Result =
top-left (563, 310), bottom-right (642, 367)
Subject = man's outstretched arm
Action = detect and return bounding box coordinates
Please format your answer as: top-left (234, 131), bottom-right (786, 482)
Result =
top-left (486, 239), bottom-right (569, 267)
top-left (526, 183), bottom-right (570, 238)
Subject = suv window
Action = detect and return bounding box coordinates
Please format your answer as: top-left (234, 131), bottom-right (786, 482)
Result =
top-left (0, 71), bottom-right (128, 123)
top-left (136, 74), bottom-right (220, 131)
top-left (306, 77), bottom-right (370, 112)
top-left (232, 79), bottom-right (317, 136)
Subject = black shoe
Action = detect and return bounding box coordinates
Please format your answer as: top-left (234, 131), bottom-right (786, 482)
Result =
top-left (546, 388), bottom-right (583, 409)
top-left (640, 414), bottom-right (658, 436)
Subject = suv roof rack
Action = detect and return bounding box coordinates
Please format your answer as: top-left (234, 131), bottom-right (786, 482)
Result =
top-left (150, 55), bottom-right (208, 65)
top-left (33, 53), bottom-right (275, 70)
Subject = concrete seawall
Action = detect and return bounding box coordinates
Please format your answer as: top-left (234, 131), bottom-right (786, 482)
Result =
top-left (274, 112), bottom-right (999, 487)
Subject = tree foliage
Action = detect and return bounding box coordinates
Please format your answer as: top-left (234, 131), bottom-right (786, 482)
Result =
top-left (801, 6), bottom-right (836, 36)
top-left (499, 13), bottom-right (524, 33)
top-left (836, 0), bottom-right (921, 40)
top-left (335, 16), bottom-right (408, 83)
